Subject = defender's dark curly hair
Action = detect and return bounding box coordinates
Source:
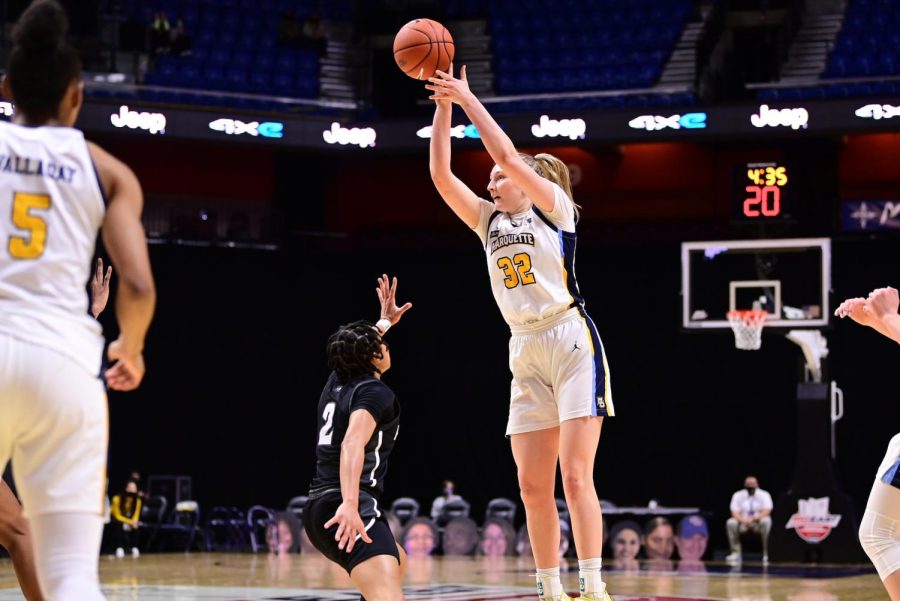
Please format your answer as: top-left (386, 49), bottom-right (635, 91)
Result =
top-left (326, 320), bottom-right (385, 384)
top-left (6, 0), bottom-right (82, 123)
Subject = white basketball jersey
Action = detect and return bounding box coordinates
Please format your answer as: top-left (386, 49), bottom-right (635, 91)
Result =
top-left (0, 121), bottom-right (105, 373)
top-left (474, 183), bottom-right (584, 327)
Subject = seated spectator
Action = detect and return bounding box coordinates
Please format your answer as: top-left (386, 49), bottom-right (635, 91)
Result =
top-left (429, 479), bottom-right (462, 523)
top-left (643, 516), bottom-right (674, 560)
top-left (479, 518), bottom-right (516, 557)
top-left (300, 12), bottom-right (327, 55)
top-left (442, 516), bottom-right (478, 556)
top-left (110, 477), bottom-right (142, 558)
top-left (402, 517), bottom-right (437, 557)
top-left (515, 523), bottom-right (531, 557)
top-left (149, 10), bottom-right (171, 55)
top-left (608, 520), bottom-right (642, 562)
top-left (384, 510), bottom-right (402, 542)
top-left (674, 515), bottom-right (709, 561)
top-left (277, 10), bottom-right (302, 48)
top-left (266, 511), bottom-right (300, 554)
top-left (559, 519), bottom-right (572, 561)
top-left (726, 475), bottom-right (773, 563)
top-left (170, 18), bottom-right (191, 56)
top-left (515, 521), bottom-right (570, 561)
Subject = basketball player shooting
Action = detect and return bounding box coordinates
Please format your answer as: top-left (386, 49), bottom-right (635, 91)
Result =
top-left (427, 64), bottom-right (614, 601)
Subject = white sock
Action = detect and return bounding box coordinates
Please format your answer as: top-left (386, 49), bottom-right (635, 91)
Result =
top-left (535, 565), bottom-right (563, 599)
top-left (30, 512), bottom-right (106, 601)
top-left (578, 557), bottom-right (604, 596)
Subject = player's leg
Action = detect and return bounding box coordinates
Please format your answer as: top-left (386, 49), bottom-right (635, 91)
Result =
top-left (552, 314), bottom-right (612, 599)
top-left (511, 427), bottom-right (564, 600)
top-left (507, 330), bottom-right (566, 598)
top-left (859, 479), bottom-right (900, 600)
top-left (12, 342), bottom-right (108, 601)
top-left (559, 416), bottom-right (604, 559)
top-left (349, 554), bottom-right (404, 601)
top-left (0, 480), bottom-right (43, 601)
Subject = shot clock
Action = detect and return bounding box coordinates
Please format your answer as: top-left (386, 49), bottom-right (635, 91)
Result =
top-left (732, 162), bottom-right (795, 222)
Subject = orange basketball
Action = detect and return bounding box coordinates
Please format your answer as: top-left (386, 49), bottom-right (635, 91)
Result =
top-left (393, 18), bottom-right (454, 80)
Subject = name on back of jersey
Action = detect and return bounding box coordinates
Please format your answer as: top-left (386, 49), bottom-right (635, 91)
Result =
top-left (490, 232), bottom-right (535, 255)
top-left (1, 153), bottom-right (77, 185)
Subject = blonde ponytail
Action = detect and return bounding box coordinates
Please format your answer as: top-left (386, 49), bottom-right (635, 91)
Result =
top-left (519, 153), bottom-right (581, 221)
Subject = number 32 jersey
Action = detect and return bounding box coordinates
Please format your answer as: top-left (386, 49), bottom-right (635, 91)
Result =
top-left (474, 182), bottom-right (584, 327)
top-left (0, 121), bottom-right (105, 373)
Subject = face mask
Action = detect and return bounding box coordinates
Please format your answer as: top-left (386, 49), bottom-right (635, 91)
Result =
top-left (745, 486), bottom-right (757, 495)
top-left (443, 487), bottom-right (453, 495)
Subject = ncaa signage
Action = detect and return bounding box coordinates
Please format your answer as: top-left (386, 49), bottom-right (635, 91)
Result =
top-left (751, 104), bottom-right (809, 130)
top-left (209, 118), bottom-right (284, 139)
top-left (785, 497), bottom-right (842, 543)
top-left (628, 112), bottom-right (707, 132)
top-left (110, 105), bottom-right (166, 135)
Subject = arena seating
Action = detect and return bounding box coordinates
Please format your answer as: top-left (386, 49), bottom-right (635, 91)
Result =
top-left (108, 0), bottom-right (350, 109)
top-left (758, 0), bottom-right (900, 101)
top-left (447, 0), bottom-right (696, 111)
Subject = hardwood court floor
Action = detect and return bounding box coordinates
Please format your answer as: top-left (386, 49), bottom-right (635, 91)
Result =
top-left (0, 554), bottom-right (888, 600)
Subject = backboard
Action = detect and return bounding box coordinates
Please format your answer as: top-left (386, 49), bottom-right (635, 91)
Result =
top-left (682, 238), bottom-right (831, 330)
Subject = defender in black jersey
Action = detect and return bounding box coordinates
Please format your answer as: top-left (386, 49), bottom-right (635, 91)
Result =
top-left (305, 275), bottom-right (411, 601)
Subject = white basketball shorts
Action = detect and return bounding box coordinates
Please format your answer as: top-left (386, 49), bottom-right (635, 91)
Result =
top-left (506, 307), bottom-right (613, 436)
top-left (0, 333), bottom-right (107, 517)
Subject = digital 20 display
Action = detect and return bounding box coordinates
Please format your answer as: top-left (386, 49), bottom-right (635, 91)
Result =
top-left (732, 162), bottom-right (794, 222)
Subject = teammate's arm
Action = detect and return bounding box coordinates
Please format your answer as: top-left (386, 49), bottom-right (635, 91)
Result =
top-left (88, 142), bottom-right (156, 391)
top-left (427, 65), bottom-right (557, 214)
top-left (0, 481), bottom-right (42, 601)
top-left (324, 409), bottom-right (376, 553)
top-left (868, 287), bottom-right (900, 344)
top-left (835, 287), bottom-right (900, 343)
top-left (428, 68), bottom-right (484, 229)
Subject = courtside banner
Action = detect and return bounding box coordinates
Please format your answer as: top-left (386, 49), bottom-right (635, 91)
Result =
top-left (2, 97), bottom-right (898, 149)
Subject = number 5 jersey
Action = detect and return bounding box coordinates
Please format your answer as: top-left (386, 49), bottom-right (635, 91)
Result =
top-left (0, 121), bottom-right (105, 373)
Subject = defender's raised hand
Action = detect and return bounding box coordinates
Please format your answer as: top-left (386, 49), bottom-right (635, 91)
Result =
top-left (376, 274), bottom-right (413, 326)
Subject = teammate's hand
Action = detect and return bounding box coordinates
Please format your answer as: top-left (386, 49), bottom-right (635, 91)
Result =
top-left (377, 274), bottom-right (412, 326)
top-left (425, 64), bottom-right (474, 107)
top-left (867, 287), bottom-right (899, 320)
top-left (324, 501), bottom-right (372, 553)
top-left (105, 338), bottom-right (146, 391)
top-left (834, 297), bottom-right (879, 328)
top-left (90, 257), bottom-right (113, 318)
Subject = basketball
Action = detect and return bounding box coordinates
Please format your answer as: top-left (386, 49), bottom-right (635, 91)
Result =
top-left (393, 19), bottom-right (454, 80)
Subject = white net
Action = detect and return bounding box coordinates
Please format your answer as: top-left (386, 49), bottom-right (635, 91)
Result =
top-left (727, 310), bottom-right (768, 350)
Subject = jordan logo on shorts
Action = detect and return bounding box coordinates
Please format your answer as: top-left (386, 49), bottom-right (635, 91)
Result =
top-left (571, 341), bottom-right (581, 352)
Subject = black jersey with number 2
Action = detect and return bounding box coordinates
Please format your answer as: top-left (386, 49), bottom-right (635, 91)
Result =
top-left (309, 372), bottom-right (400, 499)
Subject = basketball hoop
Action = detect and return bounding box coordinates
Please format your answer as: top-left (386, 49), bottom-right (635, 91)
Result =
top-left (727, 310), bottom-right (768, 350)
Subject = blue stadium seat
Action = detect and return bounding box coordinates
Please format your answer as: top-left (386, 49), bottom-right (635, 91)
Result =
top-left (202, 65), bottom-right (226, 90)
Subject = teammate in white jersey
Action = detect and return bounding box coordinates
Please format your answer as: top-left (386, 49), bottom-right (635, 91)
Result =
top-left (427, 66), bottom-right (613, 601)
top-left (0, 1), bottom-right (156, 599)
top-left (835, 286), bottom-right (900, 600)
